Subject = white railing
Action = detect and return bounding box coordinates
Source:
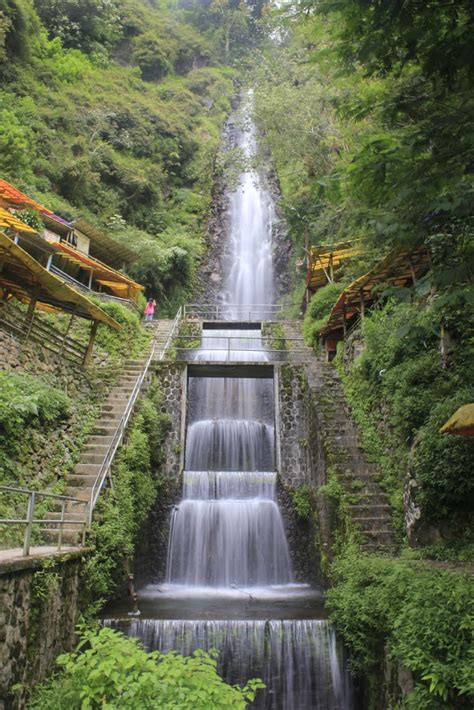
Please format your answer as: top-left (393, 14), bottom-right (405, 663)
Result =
top-left (183, 303), bottom-right (286, 321)
top-left (87, 308), bottom-right (182, 523)
top-left (0, 486), bottom-right (88, 555)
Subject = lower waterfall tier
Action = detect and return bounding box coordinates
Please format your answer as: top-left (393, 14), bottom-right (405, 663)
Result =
top-left (166, 498), bottom-right (292, 586)
top-left (104, 618), bottom-right (354, 710)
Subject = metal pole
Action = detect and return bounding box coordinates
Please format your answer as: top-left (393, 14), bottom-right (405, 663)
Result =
top-left (58, 499), bottom-right (66, 551)
top-left (227, 337), bottom-right (230, 361)
top-left (23, 491), bottom-right (35, 556)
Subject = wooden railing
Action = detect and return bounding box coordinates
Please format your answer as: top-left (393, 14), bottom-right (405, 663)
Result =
top-left (0, 301), bottom-right (86, 364)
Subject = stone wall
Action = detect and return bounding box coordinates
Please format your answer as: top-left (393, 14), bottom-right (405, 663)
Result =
top-left (0, 550), bottom-right (87, 710)
top-left (277, 363), bottom-right (310, 487)
top-left (153, 361), bottom-right (187, 478)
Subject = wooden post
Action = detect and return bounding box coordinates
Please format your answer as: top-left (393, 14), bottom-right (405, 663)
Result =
top-left (24, 293), bottom-right (38, 342)
top-left (342, 304), bottom-right (347, 337)
top-left (83, 320), bottom-right (99, 367)
top-left (360, 288), bottom-right (365, 319)
top-left (329, 253), bottom-right (334, 282)
top-left (59, 310), bottom-right (76, 357)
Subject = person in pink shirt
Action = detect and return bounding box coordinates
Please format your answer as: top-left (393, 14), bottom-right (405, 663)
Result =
top-left (144, 298), bottom-right (156, 321)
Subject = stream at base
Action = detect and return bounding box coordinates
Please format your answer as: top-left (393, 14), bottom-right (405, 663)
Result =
top-left (103, 93), bottom-right (354, 709)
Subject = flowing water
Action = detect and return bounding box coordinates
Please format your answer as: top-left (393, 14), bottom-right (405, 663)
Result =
top-left (104, 94), bottom-right (353, 709)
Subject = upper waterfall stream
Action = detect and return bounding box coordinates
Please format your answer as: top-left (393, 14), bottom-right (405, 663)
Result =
top-left (104, 94), bottom-right (354, 709)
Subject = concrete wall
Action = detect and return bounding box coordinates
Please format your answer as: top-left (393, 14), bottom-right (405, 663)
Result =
top-left (0, 551), bottom-right (87, 710)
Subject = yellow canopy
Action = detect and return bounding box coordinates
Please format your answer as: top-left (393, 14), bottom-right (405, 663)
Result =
top-left (0, 206), bottom-right (38, 235)
top-left (440, 404), bottom-right (474, 437)
top-left (307, 242), bottom-right (359, 291)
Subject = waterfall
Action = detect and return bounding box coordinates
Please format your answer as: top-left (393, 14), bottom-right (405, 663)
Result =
top-left (224, 98), bottom-right (274, 317)
top-left (105, 619), bottom-right (354, 710)
top-left (103, 92), bottom-right (354, 709)
top-left (165, 468), bottom-right (292, 587)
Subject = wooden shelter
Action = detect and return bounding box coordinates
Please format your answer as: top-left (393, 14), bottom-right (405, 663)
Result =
top-left (320, 246), bottom-right (431, 357)
top-left (46, 239), bottom-right (143, 302)
top-left (306, 241), bottom-right (359, 293)
top-left (0, 232), bottom-right (121, 365)
top-left (73, 218), bottom-right (139, 270)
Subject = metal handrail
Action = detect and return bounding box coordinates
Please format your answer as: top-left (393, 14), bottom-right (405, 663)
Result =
top-left (50, 265), bottom-right (139, 310)
top-left (87, 308), bottom-right (182, 523)
top-left (183, 303), bottom-right (286, 321)
top-left (0, 485), bottom-right (88, 555)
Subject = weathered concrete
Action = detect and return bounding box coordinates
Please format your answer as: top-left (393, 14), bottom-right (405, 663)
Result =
top-left (0, 550), bottom-right (88, 710)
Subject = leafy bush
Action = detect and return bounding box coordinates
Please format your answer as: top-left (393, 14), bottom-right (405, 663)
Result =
top-left (89, 299), bottom-right (151, 360)
top-left (0, 372), bottom-right (70, 438)
top-left (290, 484), bottom-right (313, 521)
top-left (303, 282), bottom-right (344, 347)
top-left (29, 626), bottom-right (264, 709)
top-left (327, 549), bottom-right (474, 709)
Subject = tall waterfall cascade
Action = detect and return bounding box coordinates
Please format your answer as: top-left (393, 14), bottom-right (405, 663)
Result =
top-left (105, 94), bottom-right (354, 709)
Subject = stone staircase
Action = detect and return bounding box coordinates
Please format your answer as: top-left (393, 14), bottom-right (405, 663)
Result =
top-left (43, 319), bottom-right (175, 543)
top-left (283, 321), bottom-right (396, 552)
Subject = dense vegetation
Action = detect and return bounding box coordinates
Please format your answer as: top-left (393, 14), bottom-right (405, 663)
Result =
top-left (253, 1), bottom-right (474, 548)
top-left (327, 549), bottom-right (474, 709)
top-left (29, 627), bottom-right (264, 709)
top-left (0, 0), bottom-right (266, 311)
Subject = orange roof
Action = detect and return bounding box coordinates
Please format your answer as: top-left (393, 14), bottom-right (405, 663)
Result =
top-left (0, 207), bottom-right (39, 235)
top-left (0, 179), bottom-right (53, 215)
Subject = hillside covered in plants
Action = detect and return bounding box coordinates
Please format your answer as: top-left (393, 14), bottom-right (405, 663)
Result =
top-left (0, 0), bottom-right (265, 310)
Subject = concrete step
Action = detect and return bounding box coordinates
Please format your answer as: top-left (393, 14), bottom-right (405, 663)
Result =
top-left (98, 412), bottom-right (123, 422)
top-left (93, 424), bottom-right (117, 436)
top-left (86, 435), bottom-right (114, 446)
top-left (49, 511), bottom-right (87, 521)
top-left (74, 463), bottom-right (101, 475)
top-left (81, 452), bottom-right (107, 465)
top-left (353, 516), bottom-right (394, 532)
top-left (349, 503), bottom-right (392, 513)
top-left (68, 473), bottom-right (98, 485)
top-left (357, 491), bottom-right (389, 505)
top-left (360, 529), bottom-right (395, 540)
top-left (41, 528), bottom-right (83, 544)
top-left (64, 487), bottom-right (91, 501)
top-left (101, 404), bottom-right (127, 414)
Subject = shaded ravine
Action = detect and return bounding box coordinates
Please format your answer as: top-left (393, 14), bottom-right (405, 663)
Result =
top-left (104, 94), bottom-right (354, 709)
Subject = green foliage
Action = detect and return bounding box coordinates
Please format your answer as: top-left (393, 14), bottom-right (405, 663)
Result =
top-left (303, 282), bottom-right (344, 347)
top-left (29, 626), bottom-right (264, 709)
top-left (82, 380), bottom-right (170, 607)
top-left (0, 372), bottom-right (70, 438)
top-left (327, 549), bottom-right (474, 708)
top-left (34, 0), bottom-right (120, 51)
top-left (338, 298), bottom-right (474, 527)
top-left (88, 299), bottom-right (150, 361)
top-left (290, 484), bottom-right (313, 521)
